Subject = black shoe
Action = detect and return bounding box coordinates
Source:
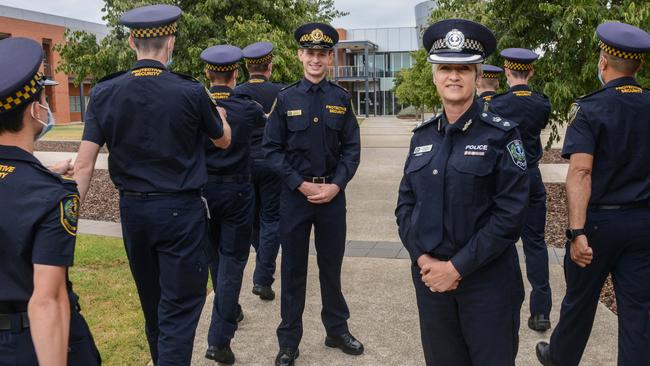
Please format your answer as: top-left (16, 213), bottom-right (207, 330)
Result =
top-left (205, 345), bottom-right (235, 365)
top-left (252, 284), bottom-right (275, 301)
top-left (275, 348), bottom-right (299, 366)
top-left (536, 342), bottom-right (556, 366)
top-left (528, 314), bottom-right (551, 331)
top-left (325, 331), bottom-right (364, 355)
top-left (236, 304), bottom-right (244, 323)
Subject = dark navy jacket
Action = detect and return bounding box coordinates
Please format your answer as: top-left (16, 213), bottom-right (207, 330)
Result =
top-left (82, 59), bottom-right (224, 192)
top-left (235, 75), bottom-right (285, 160)
top-left (562, 76), bottom-right (650, 205)
top-left (489, 85), bottom-right (551, 166)
top-left (205, 85), bottom-right (266, 175)
top-left (395, 101), bottom-right (529, 277)
top-left (0, 145), bottom-right (78, 303)
top-left (263, 78), bottom-right (361, 190)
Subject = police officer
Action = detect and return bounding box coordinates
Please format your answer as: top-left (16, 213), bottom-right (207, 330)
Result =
top-left (235, 42), bottom-right (285, 301)
top-left (0, 37), bottom-right (100, 366)
top-left (395, 19), bottom-right (527, 365)
top-left (536, 22), bottom-right (650, 366)
top-left (476, 64), bottom-right (503, 105)
top-left (200, 44), bottom-right (266, 364)
top-left (263, 22), bottom-right (362, 366)
top-left (489, 48), bottom-right (553, 332)
top-left (73, 5), bottom-right (231, 366)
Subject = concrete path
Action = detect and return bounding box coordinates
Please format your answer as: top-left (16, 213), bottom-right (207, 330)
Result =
top-left (34, 151), bottom-right (109, 169)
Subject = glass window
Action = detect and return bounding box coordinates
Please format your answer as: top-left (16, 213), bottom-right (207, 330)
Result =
top-left (402, 53), bottom-right (411, 69)
top-left (390, 53), bottom-right (401, 76)
top-left (385, 91), bottom-right (394, 115)
top-left (70, 96), bottom-right (81, 113)
top-left (375, 54), bottom-right (385, 77)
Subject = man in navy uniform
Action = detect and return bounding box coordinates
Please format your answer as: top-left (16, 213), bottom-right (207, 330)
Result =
top-left (395, 19), bottom-right (527, 365)
top-left (200, 44), bottom-right (266, 365)
top-left (73, 5), bottom-right (231, 366)
top-left (476, 64), bottom-right (502, 106)
top-left (236, 42), bottom-right (285, 301)
top-left (0, 37), bottom-right (100, 366)
top-left (264, 22), bottom-right (362, 366)
top-left (489, 48), bottom-right (552, 332)
top-left (537, 22), bottom-right (650, 366)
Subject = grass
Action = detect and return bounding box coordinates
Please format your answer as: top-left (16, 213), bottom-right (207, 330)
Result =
top-left (69, 235), bottom-right (150, 365)
top-left (43, 124), bottom-right (84, 141)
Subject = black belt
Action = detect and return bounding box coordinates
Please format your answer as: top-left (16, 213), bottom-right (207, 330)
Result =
top-left (0, 312), bottom-right (29, 330)
top-left (119, 190), bottom-right (200, 198)
top-left (207, 174), bottom-right (251, 184)
top-left (0, 301), bottom-right (27, 313)
top-left (303, 176), bottom-right (332, 184)
top-left (589, 201), bottom-right (649, 210)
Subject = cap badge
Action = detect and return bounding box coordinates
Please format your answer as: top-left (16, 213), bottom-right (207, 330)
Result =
top-left (311, 29), bottom-right (324, 43)
top-left (445, 29), bottom-right (465, 50)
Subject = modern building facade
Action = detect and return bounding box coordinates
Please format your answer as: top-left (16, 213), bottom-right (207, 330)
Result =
top-left (0, 5), bottom-right (108, 124)
top-left (331, 1), bottom-right (436, 116)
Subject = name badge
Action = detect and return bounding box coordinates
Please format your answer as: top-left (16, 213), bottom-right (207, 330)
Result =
top-left (413, 145), bottom-right (433, 154)
top-left (287, 110), bottom-right (302, 117)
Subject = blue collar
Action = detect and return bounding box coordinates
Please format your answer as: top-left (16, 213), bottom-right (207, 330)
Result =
top-left (299, 77), bottom-right (329, 93)
top-left (132, 59), bottom-right (166, 70)
top-left (210, 85), bottom-right (233, 93)
top-left (603, 76), bottom-right (640, 89)
top-left (508, 84), bottom-right (530, 92)
top-left (0, 144), bottom-right (42, 165)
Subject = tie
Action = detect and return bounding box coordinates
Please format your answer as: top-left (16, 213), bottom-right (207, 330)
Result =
top-left (309, 84), bottom-right (327, 176)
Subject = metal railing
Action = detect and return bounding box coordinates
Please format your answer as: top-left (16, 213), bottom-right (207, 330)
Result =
top-left (329, 66), bottom-right (378, 79)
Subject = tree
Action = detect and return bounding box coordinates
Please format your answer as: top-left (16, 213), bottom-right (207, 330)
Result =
top-left (55, 0), bottom-right (345, 86)
top-left (394, 49), bottom-right (438, 120)
top-left (399, 0), bottom-right (650, 146)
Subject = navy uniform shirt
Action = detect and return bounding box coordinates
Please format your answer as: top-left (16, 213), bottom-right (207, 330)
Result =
top-left (263, 78), bottom-right (361, 190)
top-left (82, 59), bottom-right (224, 192)
top-left (235, 75), bottom-right (285, 160)
top-left (562, 76), bottom-right (650, 205)
top-left (489, 85), bottom-right (551, 166)
top-left (0, 145), bottom-right (78, 303)
top-left (205, 85), bottom-right (266, 175)
top-left (478, 90), bottom-right (496, 102)
top-left (395, 101), bottom-right (529, 277)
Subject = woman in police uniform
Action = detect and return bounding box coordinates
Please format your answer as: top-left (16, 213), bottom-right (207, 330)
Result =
top-left (395, 19), bottom-right (528, 366)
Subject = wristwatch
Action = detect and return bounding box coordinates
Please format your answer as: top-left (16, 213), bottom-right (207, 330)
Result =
top-left (565, 228), bottom-right (586, 241)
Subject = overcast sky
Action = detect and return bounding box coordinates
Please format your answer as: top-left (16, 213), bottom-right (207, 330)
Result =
top-left (0, 0), bottom-right (427, 29)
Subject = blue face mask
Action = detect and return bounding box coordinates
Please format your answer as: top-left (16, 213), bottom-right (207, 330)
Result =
top-left (32, 102), bottom-right (55, 141)
top-left (597, 67), bottom-right (605, 86)
top-left (165, 49), bottom-right (173, 68)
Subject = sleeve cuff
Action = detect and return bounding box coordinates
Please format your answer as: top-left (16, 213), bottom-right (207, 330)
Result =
top-left (332, 176), bottom-right (347, 190)
top-left (450, 253), bottom-right (472, 278)
top-left (286, 173), bottom-right (304, 191)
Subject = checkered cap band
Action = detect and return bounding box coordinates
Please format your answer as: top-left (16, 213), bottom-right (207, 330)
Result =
top-left (482, 72), bottom-right (500, 79)
top-left (245, 53), bottom-right (273, 64)
top-left (299, 33), bottom-right (334, 46)
top-left (599, 40), bottom-right (644, 60)
top-left (206, 63), bottom-right (239, 72)
top-left (131, 22), bottom-right (177, 38)
top-left (504, 60), bottom-right (533, 71)
top-left (0, 73), bottom-right (43, 113)
top-left (431, 38), bottom-right (484, 53)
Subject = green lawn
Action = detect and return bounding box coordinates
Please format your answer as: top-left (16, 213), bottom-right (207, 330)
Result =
top-left (69, 235), bottom-right (149, 365)
top-left (43, 124), bottom-right (84, 141)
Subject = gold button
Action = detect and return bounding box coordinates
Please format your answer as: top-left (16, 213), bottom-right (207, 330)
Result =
top-left (313, 117), bottom-right (319, 123)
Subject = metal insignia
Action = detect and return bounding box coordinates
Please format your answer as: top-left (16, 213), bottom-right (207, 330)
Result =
top-left (311, 29), bottom-right (324, 43)
top-left (503, 121), bottom-right (511, 127)
top-left (567, 103), bottom-right (580, 125)
top-left (60, 194), bottom-right (80, 236)
top-left (492, 116), bottom-right (502, 122)
top-left (445, 29), bottom-right (465, 50)
top-left (507, 140), bottom-right (527, 171)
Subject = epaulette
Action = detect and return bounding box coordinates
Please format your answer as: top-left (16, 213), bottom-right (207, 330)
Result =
top-left (576, 87), bottom-right (607, 101)
top-left (412, 114), bottom-right (441, 132)
top-left (478, 111), bottom-right (517, 131)
top-left (97, 71), bottom-right (126, 83)
top-left (280, 81), bottom-right (300, 92)
top-left (171, 71), bottom-right (201, 83)
top-left (329, 81), bottom-right (350, 95)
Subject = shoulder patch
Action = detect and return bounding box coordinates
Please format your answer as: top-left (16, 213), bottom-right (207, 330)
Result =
top-left (479, 111), bottom-right (517, 131)
top-left (413, 115), bottom-right (441, 132)
top-left (281, 81), bottom-right (300, 92)
top-left (97, 71), bottom-right (127, 83)
top-left (567, 102), bottom-right (580, 125)
top-left (60, 194), bottom-right (80, 236)
top-left (513, 90), bottom-right (533, 97)
top-left (506, 140), bottom-right (527, 171)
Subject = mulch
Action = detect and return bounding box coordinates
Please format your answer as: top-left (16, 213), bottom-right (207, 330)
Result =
top-left (80, 170), bottom-right (120, 223)
top-left (539, 149), bottom-right (565, 164)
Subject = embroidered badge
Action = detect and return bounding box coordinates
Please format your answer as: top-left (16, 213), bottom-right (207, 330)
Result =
top-left (210, 92), bottom-right (230, 100)
top-left (0, 164), bottom-right (16, 180)
top-left (287, 110), bottom-right (302, 117)
top-left (326, 105), bottom-right (347, 115)
top-left (60, 194), bottom-right (80, 236)
top-left (413, 144), bottom-right (433, 155)
top-left (513, 90), bottom-right (532, 97)
top-left (507, 140), bottom-right (527, 171)
top-left (615, 85), bottom-right (642, 94)
top-left (131, 68), bottom-right (163, 77)
top-left (249, 79), bottom-right (265, 84)
top-left (464, 144), bottom-right (488, 156)
top-left (567, 103), bottom-right (580, 125)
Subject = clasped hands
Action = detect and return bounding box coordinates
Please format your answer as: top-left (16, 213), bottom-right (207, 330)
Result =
top-left (417, 254), bottom-right (461, 293)
top-left (298, 181), bottom-right (340, 204)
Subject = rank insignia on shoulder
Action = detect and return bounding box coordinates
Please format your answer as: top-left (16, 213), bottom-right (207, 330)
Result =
top-left (567, 103), bottom-right (580, 125)
top-left (287, 110), bottom-right (302, 117)
top-left (60, 194), bottom-right (80, 236)
top-left (507, 140), bottom-right (527, 171)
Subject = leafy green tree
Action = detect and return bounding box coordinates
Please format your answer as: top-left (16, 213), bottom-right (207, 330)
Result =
top-left (55, 0), bottom-right (345, 86)
top-left (394, 48), bottom-right (438, 120)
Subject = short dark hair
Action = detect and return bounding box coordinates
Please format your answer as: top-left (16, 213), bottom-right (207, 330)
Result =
top-left (510, 69), bottom-right (532, 79)
top-left (207, 69), bottom-right (236, 84)
top-left (480, 78), bottom-right (499, 90)
top-left (0, 90), bottom-right (42, 134)
top-left (602, 51), bottom-right (642, 75)
top-left (132, 35), bottom-right (172, 54)
top-left (246, 62), bottom-right (270, 74)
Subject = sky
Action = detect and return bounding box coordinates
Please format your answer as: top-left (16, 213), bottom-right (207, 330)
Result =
top-left (0, 0), bottom-right (428, 29)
